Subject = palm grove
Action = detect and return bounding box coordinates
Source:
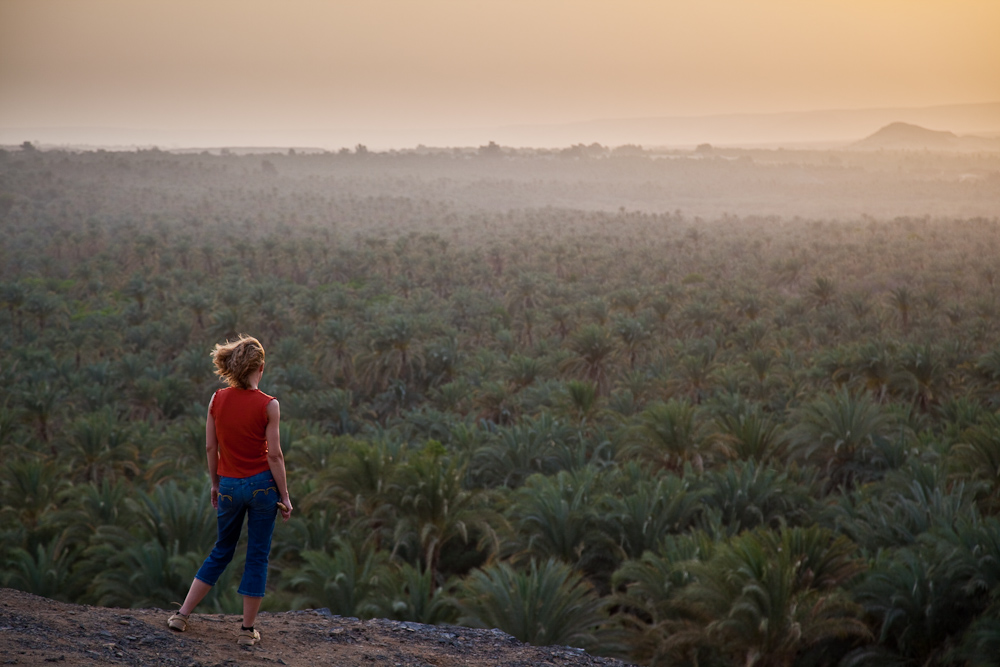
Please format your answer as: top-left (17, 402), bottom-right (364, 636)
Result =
top-left (2, 146), bottom-right (1000, 667)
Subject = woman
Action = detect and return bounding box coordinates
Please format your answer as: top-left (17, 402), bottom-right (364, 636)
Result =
top-left (167, 335), bottom-right (293, 646)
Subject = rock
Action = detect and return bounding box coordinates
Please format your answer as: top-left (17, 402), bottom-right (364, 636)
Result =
top-left (0, 588), bottom-right (637, 667)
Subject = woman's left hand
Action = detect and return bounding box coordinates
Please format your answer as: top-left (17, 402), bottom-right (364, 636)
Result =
top-left (211, 484), bottom-right (219, 509)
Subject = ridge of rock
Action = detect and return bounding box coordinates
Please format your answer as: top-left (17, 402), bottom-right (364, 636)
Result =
top-left (0, 588), bottom-right (635, 667)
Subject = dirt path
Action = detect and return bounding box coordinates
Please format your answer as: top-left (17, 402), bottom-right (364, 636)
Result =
top-left (0, 589), bottom-right (634, 667)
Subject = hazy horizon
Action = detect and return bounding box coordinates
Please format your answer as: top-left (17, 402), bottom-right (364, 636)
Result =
top-left (2, 1), bottom-right (999, 149)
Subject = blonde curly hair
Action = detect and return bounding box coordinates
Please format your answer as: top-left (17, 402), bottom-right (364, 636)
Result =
top-left (212, 335), bottom-right (265, 389)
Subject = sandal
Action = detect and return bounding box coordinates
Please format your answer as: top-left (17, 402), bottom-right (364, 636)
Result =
top-left (167, 612), bottom-right (189, 632)
top-left (237, 627), bottom-right (261, 646)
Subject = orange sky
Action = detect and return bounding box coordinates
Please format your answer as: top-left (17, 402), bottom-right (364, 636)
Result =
top-left (1, 0), bottom-right (998, 147)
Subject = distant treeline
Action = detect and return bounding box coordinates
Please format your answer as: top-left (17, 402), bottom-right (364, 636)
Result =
top-left (3, 141), bottom-right (997, 220)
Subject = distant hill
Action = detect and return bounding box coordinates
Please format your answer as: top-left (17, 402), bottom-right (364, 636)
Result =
top-left (856, 122), bottom-right (957, 148)
top-left (4, 102), bottom-right (999, 150)
top-left (854, 121), bottom-right (1000, 151)
top-left (488, 102), bottom-right (1000, 149)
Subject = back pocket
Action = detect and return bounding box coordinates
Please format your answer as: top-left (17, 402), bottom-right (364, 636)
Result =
top-left (250, 480), bottom-right (278, 510)
top-left (218, 481), bottom-right (236, 508)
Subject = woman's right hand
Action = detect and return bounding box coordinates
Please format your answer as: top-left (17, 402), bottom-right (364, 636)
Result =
top-left (278, 498), bottom-right (293, 522)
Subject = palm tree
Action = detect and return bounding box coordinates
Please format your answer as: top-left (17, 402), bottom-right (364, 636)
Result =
top-left (787, 388), bottom-right (894, 492)
top-left (648, 296), bottom-right (674, 329)
top-left (960, 616), bottom-right (1000, 667)
top-left (471, 380), bottom-right (518, 425)
top-left (852, 341), bottom-right (895, 404)
top-left (808, 276), bottom-right (837, 308)
top-left (612, 289), bottom-right (644, 316)
top-left (510, 468), bottom-right (614, 572)
top-left (0, 281), bottom-right (27, 337)
top-left (680, 299), bottom-right (717, 338)
top-left (23, 291), bottom-right (62, 333)
top-left (454, 558), bottom-right (621, 655)
top-left (145, 415), bottom-right (207, 483)
top-left (562, 380), bottom-right (600, 423)
top-left (561, 324), bottom-right (617, 395)
top-left (356, 316), bottom-right (425, 394)
top-left (133, 480), bottom-right (218, 556)
top-left (614, 317), bottom-right (651, 370)
top-left (949, 414), bottom-right (1000, 513)
top-left (673, 352), bottom-right (717, 404)
top-left (18, 380), bottom-right (64, 444)
top-left (49, 478), bottom-right (133, 544)
top-left (0, 455), bottom-right (67, 531)
top-left (855, 547), bottom-right (973, 665)
top-left (893, 344), bottom-right (950, 412)
top-left (612, 533), bottom-right (715, 666)
top-left (389, 442), bottom-right (501, 581)
top-left (835, 471), bottom-right (973, 553)
top-left (3, 531), bottom-right (85, 602)
top-left (507, 273), bottom-right (539, 313)
top-left (296, 290), bottom-right (326, 332)
top-left (677, 527), bottom-right (870, 667)
top-left (889, 286), bottom-right (914, 334)
top-left (470, 414), bottom-right (568, 488)
top-left (936, 516), bottom-right (1000, 621)
top-left (736, 292), bottom-right (764, 321)
top-left (208, 306), bottom-right (242, 342)
top-left (626, 399), bottom-right (711, 475)
top-left (547, 305), bottom-right (574, 340)
top-left (713, 405), bottom-right (782, 463)
top-left (974, 347), bottom-right (1000, 405)
top-left (123, 273), bottom-right (150, 311)
top-left (59, 408), bottom-right (139, 485)
top-left (87, 537), bottom-right (205, 609)
top-left (61, 323), bottom-right (93, 370)
top-left (271, 506), bottom-right (343, 559)
top-left (744, 349), bottom-right (779, 400)
top-left (378, 560), bottom-right (456, 624)
top-left (608, 469), bottom-right (707, 559)
top-left (847, 292), bottom-right (873, 322)
top-left (321, 437), bottom-right (403, 517)
top-left (285, 537), bottom-right (391, 618)
top-left (586, 299), bottom-right (610, 326)
top-left (702, 462), bottom-right (815, 535)
top-left (503, 354), bottom-right (546, 391)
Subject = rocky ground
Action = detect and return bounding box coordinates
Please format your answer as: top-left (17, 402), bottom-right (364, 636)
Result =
top-left (0, 589), bottom-right (635, 667)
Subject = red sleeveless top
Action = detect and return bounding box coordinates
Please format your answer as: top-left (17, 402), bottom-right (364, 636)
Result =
top-left (210, 387), bottom-right (275, 478)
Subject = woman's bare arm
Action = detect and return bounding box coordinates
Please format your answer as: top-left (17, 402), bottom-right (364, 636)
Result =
top-left (206, 394), bottom-right (220, 509)
top-left (265, 399), bottom-right (292, 521)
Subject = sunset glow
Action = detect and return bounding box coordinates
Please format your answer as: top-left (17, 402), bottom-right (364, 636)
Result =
top-left (1, 0), bottom-right (998, 147)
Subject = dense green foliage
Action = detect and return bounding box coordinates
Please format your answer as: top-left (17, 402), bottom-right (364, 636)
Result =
top-left (2, 146), bottom-right (999, 666)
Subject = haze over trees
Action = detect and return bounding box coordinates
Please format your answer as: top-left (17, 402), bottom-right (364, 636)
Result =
top-left (1, 143), bottom-right (999, 666)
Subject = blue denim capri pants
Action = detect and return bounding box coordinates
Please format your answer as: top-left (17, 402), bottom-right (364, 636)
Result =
top-left (195, 470), bottom-right (279, 598)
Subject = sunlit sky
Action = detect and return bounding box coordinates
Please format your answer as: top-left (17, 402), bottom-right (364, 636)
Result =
top-left (1, 0), bottom-right (998, 148)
